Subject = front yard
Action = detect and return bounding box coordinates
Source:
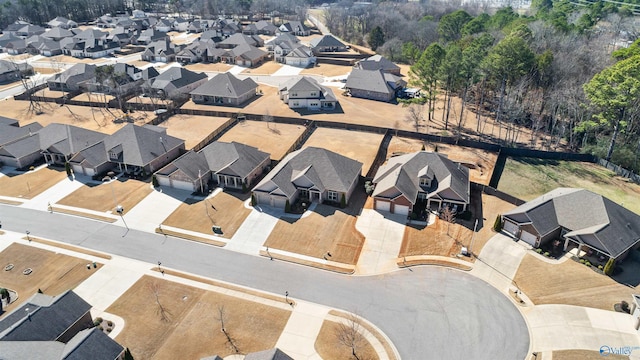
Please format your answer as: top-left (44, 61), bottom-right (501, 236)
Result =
top-left (107, 275), bottom-right (291, 360)
top-left (314, 320), bottom-right (379, 360)
top-left (161, 191), bottom-right (251, 239)
top-left (57, 178), bottom-right (152, 214)
top-left (0, 167), bottom-right (66, 199)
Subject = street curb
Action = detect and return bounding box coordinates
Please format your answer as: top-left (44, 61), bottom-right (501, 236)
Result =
top-left (259, 250), bottom-right (355, 274)
top-left (154, 227), bottom-right (226, 247)
top-left (397, 255), bottom-right (473, 271)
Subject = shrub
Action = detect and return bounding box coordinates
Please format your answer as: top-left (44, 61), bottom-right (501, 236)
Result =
top-left (492, 215), bottom-right (502, 232)
top-left (29, 166), bottom-right (34, 171)
top-left (579, 259), bottom-right (585, 264)
top-left (242, 182), bottom-right (247, 193)
top-left (340, 193), bottom-right (346, 208)
top-left (364, 181), bottom-right (375, 195)
top-left (434, 144), bottom-right (439, 152)
top-left (64, 162), bottom-right (71, 176)
top-left (598, 265), bottom-right (604, 270)
top-left (543, 252), bottom-right (550, 257)
top-left (93, 320), bottom-right (101, 326)
top-left (603, 258), bottom-right (615, 276)
top-left (285, 199), bottom-right (291, 213)
top-left (152, 175), bottom-right (159, 187)
top-left (97, 326), bottom-right (104, 331)
top-left (585, 261), bottom-right (592, 267)
top-left (536, 248), bottom-right (543, 254)
top-left (621, 300), bottom-right (630, 313)
top-left (251, 194), bottom-right (256, 206)
top-left (106, 327), bottom-right (112, 332)
top-left (410, 212), bottom-right (417, 220)
top-left (107, 320), bottom-right (113, 327)
top-left (95, 317), bottom-right (103, 324)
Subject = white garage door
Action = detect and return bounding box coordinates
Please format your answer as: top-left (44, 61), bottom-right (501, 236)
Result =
top-left (172, 180), bottom-right (195, 192)
top-left (520, 230), bottom-right (538, 246)
top-left (375, 200), bottom-right (391, 212)
top-left (271, 197), bottom-right (287, 208)
top-left (394, 204), bottom-right (410, 216)
top-left (157, 176), bottom-right (171, 187)
top-left (503, 220), bottom-right (519, 236)
top-left (72, 165), bottom-right (85, 176)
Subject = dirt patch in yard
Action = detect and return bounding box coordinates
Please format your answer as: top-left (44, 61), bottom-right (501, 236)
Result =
top-left (33, 67), bottom-right (62, 74)
top-left (0, 167), bottom-right (66, 199)
top-left (162, 191), bottom-right (251, 239)
top-left (399, 217), bottom-right (471, 260)
top-left (33, 55), bottom-right (104, 64)
top-left (264, 189), bottom-right (367, 265)
top-left (303, 127), bottom-right (383, 175)
top-left (241, 61), bottom-right (282, 75)
top-left (158, 114), bottom-right (231, 150)
top-left (498, 158), bottom-right (640, 214)
top-left (387, 136), bottom-right (497, 185)
top-left (184, 62), bottom-right (234, 73)
top-left (514, 254), bottom-right (635, 311)
top-left (57, 178), bottom-right (152, 214)
top-left (4, 99), bottom-right (152, 134)
top-left (315, 320), bottom-right (379, 360)
top-left (218, 120), bottom-right (306, 161)
top-left (108, 275), bottom-right (291, 360)
top-left (552, 350), bottom-right (627, 360)
top-left (301, 63), bottom-right (352, 77)
top-left (0, 243), bottom-right (102, 309)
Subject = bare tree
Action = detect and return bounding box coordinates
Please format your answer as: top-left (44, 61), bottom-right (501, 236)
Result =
top-left (335, 313), bottom-right (365, 360)
top-left (404, 104), bottom-right (424, 133)
top-left (441, 206), bottom-right (456, 237)
top-left (215, 305), bottom-right (239, 354)
top-left (148, 282), bottom-right (171, 322)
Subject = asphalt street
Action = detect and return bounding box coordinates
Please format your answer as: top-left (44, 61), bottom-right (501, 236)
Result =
top-left (0, 204), bottom-right (530, 359)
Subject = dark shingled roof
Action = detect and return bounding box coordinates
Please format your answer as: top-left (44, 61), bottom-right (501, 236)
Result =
top-left (191, 72), bottom-right (258, 98)
top-left (150, 67), bottom-right (207, 92)
top-left (503, 188), bottom-right (640, 258)
top-left (244, 348), bottom-right (294, 360)
top-left (356, 54), bottom-right (400, 72)
top-left (62, 328), bottom-right (124, 360)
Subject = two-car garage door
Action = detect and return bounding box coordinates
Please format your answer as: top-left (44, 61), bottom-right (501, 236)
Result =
top-left (374, 200), bottom-right (410, 216)
top-left (502, 219), bottom-right (538, 246)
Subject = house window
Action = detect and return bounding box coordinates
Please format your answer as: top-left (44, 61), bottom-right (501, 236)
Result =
top-left (109, 152), bottom-right (119, 160)
top-left (291, 92), bottom-right (297, 97)
top-left (310, 103), bottom-right (318, 107)
top-left (417, 192), bottom-right (428, 200)
top-left (327, 191), bottom-right (339, 201)
top-left (310, 92), bottom-right (317, 96)
top-left (292, 102), bottom-right (299, 106)
top-left (419, 178), bottom-right (430, 187)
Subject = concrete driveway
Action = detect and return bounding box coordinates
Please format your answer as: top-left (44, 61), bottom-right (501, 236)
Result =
top-left (472, 233), bottom-right (528, 292)
top-left (355, 209), bottom-right (406, 275)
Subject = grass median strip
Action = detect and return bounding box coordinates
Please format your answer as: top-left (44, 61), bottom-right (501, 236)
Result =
top-left (0, 199), bottom-right (23, 205)
top-left (26, 237), bottom-right (112, 259)
top-left (154, 228), bottom-right (226, 247)
top-left (328, 309), bottom-right (398, 360)
top-left (397, 257), bottom-right (473, 271)
top-left (50, 207), bottom-right (117, 223)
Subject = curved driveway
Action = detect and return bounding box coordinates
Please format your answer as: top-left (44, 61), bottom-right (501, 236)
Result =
top-left (0, 205), bottom-right (529, 359)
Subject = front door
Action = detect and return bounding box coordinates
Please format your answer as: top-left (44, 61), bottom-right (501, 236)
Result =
top-left (299, 189), bottom-right (309, 200)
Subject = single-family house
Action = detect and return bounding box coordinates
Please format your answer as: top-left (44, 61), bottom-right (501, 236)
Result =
top-left (47, 16), bottom-right (78, 29)
top-left (345, 68), bottom-right (406, 102)
top-left (0, 122), bottom-right (42, 167)
top-left (141, 38), bottom-right (179, 62)
top-left (154, 18), bottom-right (174, 33)
top-left (42, 27), bottom-right (75, 42)
top-left (310, 34), bottom-right (348, 54)
top-left (63, 29), bottom-right (119, 58)
top-left (221, 44), bottom-right (268, 67)
top-left (15, 24), bottom-right (46, 38)
top-left (252, 147), bottom-right (362, 209)
top-left (0, 33), bottom-right (21, 52)
top-left (191, 72), bottom-right (258, 106)
top-left (4, 39), bottom-right (27, 55)
top-left (85, 63), bottom-right (144, 95)
top-left (47, 63), bottom-right (96, 92)
top-left (0, 290), bottom-right (125, 360)
top-left (279, 76), bottom-right (337, 110)
top-left (145, 67), bottom-right (208, 99)
top-left (218, 19), bottom-right (241, 36)
top-left (155, 141), bottom-right (270, 192)
top-left (132, 9), bottom-right (146, 18)
top-left (3, 21), bottom-right (31, 35)
top-left (284, 44), bottom-right (316, 67)
top-left (136, 28), bottom-right (167, 45)
top-left (217, 33), bottom-right (264, 49)
top-left (372, 151), bottom-right (470, 216)
top-left (266, 33), bottom-right (299, 53)
top-left (69, 124), bottom-right (185, 177)
top-left (502, 188), bottom-right (640, 262)
top-left (243, 20), bottom-right (278, 35)
top-left (355, 54), bottom-right (401, 75)
top-left (107, 27), bottom-right (136, 46)
top-left (176, 39), bottom-right (224, 64)
top-left (244, 348), bottom-right (294, 360)
top-left (0, 116), bottom-right (19, 126)
top-left (0, 60), bottom-right (26, 83)
top-left (173, 17), bottom-right (190, 32)
top-left (278, 21), bottom-right (310, 36)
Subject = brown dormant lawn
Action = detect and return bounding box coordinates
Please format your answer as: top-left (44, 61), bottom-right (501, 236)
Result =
top-left (241, 61), bottom-right (282, 75)
top-left (0, 243), bottom-right (102, 309)
top-left (4, 99), bottom-right (152, 134)
top-left (107, 275), bottom-right (291, 360)
top-left (387, 136), bottom-right (497, 185)
top-left (314, 320), bottom-right (379, 360)
top-left (0, 167), bottom-right (66, 199)
top-left (552, 350), bottom-right (627, 360)
top-left (303, 127), bottom-right (384, 175)
top-left (265, 189), bottom-right (367, 265)
top-left (162, 191), bottom-right (251, 239)
top-left (514, 253), bottom-right (635, 311)
top-left (184, 62), bottom-right (234, 73)
top-left (72, 92), bottom-right (115, 102)
top-left (218, 120), bottom-right (307, 161)
top-left (158, 114), bottom-right (231, 150)
top-left (57, 178), bottom-right (152, 214)
top-left (301, 63), bottom-right (352, 77)
top-left (400, 217), bottom-right (471, 260)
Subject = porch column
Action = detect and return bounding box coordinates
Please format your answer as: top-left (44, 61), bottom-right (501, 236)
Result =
top-left (563, 238), bottom-right (570, 251)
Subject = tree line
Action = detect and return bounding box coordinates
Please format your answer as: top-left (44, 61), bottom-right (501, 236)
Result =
top-left (325, 1), bottom-right (640, 171)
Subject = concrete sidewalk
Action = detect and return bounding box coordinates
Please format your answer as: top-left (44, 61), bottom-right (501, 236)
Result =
top-left (21, 173), bottom-right (87, 211)
top-left (354, 209), bottom-right (406, 275)
top-left (275, 301), bottom-right (330, 360)
top-left (224, 203), bottom-right (280, 255)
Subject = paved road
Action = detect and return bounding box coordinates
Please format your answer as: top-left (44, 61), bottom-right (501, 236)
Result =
top-left (0, 205), bottom-right (529, 359)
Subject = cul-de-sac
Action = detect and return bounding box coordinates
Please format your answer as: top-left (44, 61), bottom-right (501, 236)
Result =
top-left (0, 0), bottom-right (639, 359)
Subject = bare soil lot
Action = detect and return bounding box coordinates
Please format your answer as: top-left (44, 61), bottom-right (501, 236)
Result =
top-left (158, 114), bottom-right (231, 150)
top-left (0, 167), bottom-right (66, 199)
top-left (314, 320), bottom-right (379, 360)
top-left (303, 128), bottom-right (383, 175)
top-left (387, 136), bottom-right (497, 185)
top-left (162, 191), bottom-right (251, 239)
top-left (218, 120), bottom-right (306, 161)
top-left (4, 99), bottom-right (152, 134)
top-left (241, 61), bottom-right (282, 75)
top-left (107, 275), bottom-right (291, 360)
top-left (0, 243), bottom-right (102, 309)
top-left (498, 158), bottom-right (640, 214)
top-left (514, 254), bottom-right (635, 311)
top-left (265, 189), bottom-right (367, 265)
top-left (57, 178), bottom-right (152, 214)
top-left (72, 92), bottom-right (115, 102)
top-left (301, 63), bottom-right (352, 77)
top-left (33, 54), bottom-right (103, 64)
top-left (184, 62), bottom-right (234, 73)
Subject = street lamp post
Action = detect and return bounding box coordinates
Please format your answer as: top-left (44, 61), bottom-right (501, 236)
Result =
top-left (102, 176), bottom-right (118, 212)
top-left (25, 231), bottom-right (30, 242)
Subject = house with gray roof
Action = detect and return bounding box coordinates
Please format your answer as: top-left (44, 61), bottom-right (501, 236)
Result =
top-left (0, 60), bottom-right (27, 83)
top-left (191, 72), bottom-right (258, 106)
top-left (355, 54), bottom-right (401, 75)
top-left (244, 348), bottom-right (294, 360)
top-left (220, 44), bottom-right (268, 67)
top-left (0, 121), bottom-right (42, 167)
top-left (47, 16), bottom-right (78, 29)
top-left (145, 67), bottom-right (208, 99)
top-left (279, 76), bottom-right (337, 111)
top-left (156, 141), bottom-right (270, 192)
top-left (141, 38), bottom-right (179, 63)
top-left (136, 28), bottom-right (167, 45)
top-left (278, 21), bottom-right (310, 36)
top-left (372, 151), bottom-right (470, 216)
top-left (0, 290), bottom-right (124, 360)
top-left (176, 39), bottom-right (224, 64)
top-left (252, 147), bottom-right (362, 209)
top-left (266, 33), bottom-right (299, 53)
top-left (284, 44), bottom-right (316, 67)
top-left (47, 63), bottom-right (96, 92)
top-left (69, 123), bottom-right (185, 177)
top-left (310, 34), bottom-right (348, 54)
top-left (218, 33), bottom-right (264, 49)
top-left (0, 116), bottom-right (19, 126)
top-left (345, 68), bottom-right (406, 102)
top-left (502, 188), bottom-right (640, 262)
top-left (42, 27), bottom-right (75, 42)
top-left (243, 20), bottom-right (278, 35)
